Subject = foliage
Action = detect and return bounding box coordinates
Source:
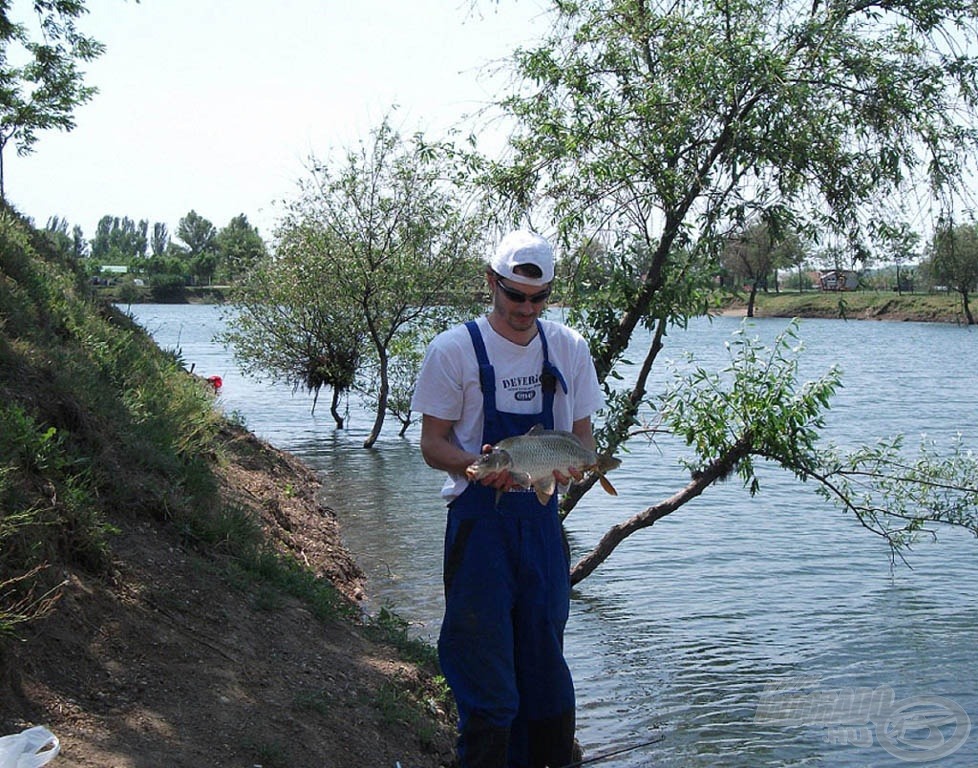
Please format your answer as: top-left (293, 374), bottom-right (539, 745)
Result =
top-left (232, 114), bottom-right (487, 447)
top-left (220, 244), bottom-right (366, 428)
top-left (91, 215), bottom-right (148, 262)
top-left (721, 221), bottom-right (808, 313)
top-left (0, 0), bottom-right (105, 198)
top-left (214, 213), bottom-right (266, 283)
top-left (483, 0), bottom-right (978, 463)
top-left (467, 0), bottom-right (978, 577)
top-left (813, 435), bottom-right (978, 554)
top-left (0, 205), bottom-right (224, 634)
top-left (174, 209), bottom-right (219, 284)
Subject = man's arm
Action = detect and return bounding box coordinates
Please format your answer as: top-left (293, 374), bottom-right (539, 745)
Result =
top-left (419, 414), bottom-right (517, 492)
top-left (418, 414), bottom-right (479, 477)
top-left (571, 417), bottom-right (596, 453)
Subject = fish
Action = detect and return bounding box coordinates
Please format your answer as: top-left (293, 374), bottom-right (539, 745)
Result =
top-left (465, 424), bottom-right (621, 505)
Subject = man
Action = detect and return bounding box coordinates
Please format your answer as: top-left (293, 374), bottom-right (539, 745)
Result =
top-left (411, 230), bottom-right (604, 768)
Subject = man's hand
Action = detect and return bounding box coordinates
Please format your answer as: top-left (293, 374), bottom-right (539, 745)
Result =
top-left (474, 443), bottom-right (520, 491)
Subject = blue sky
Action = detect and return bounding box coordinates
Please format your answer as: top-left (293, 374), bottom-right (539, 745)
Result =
top-left (7, 0), bottom-right (549, 241)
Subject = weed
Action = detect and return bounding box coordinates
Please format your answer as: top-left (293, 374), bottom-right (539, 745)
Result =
top-left (292, 686), bottom-right (332, 716)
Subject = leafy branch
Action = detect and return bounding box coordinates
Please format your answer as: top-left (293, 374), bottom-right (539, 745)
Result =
top-left (569, 321), bottom-right (978, 583)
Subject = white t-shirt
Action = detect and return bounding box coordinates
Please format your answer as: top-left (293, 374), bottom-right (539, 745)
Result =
top-left (411, 315), bottom-right (604, 499)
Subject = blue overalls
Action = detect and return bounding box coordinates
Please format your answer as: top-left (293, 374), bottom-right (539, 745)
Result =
top-left (438, 320), bottom-right (576, 768)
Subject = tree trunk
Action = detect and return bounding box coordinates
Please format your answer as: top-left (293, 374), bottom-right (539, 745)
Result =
top-left (962, 290), bottom-right (975, 325)
top-left (561, 316), bottom-right (667, 516)
top-left (569, 434), bottom-right (753, 584)
top-left (363, 355), bottom-right (389, 448)
top-left (330, 387), bottom-right (344, 429)
top-left (746, 283), bottom-right (759, 317)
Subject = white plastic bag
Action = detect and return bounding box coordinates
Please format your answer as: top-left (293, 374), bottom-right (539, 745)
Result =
top-left (0, 726), bottom-right (60, 768)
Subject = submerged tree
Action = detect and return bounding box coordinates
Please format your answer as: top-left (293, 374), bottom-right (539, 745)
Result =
top-left (220, 245), bottom-right (365, 428)
top-left (227, 115), bottom-right (486, 447)
top-left (477, 0), bottom-right (978, 579)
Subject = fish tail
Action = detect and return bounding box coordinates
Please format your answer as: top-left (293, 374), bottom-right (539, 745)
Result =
top-left (597, 472), bottom-right (618, 496)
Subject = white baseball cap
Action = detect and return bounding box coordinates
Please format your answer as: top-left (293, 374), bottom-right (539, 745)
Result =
top-left (489, 230), bottom-right (554, 287)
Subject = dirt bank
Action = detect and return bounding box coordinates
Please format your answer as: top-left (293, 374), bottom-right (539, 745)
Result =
top-left (0, 424), bottom-right (456, 768)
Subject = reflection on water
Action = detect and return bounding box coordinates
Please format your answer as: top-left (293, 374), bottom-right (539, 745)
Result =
top-left (125, 304), bottom-right (978, 766)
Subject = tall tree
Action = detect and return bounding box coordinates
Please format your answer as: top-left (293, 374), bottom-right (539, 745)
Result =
top-left (175, 210), bottom-right (216, 257)
top-left (175, 210), bottom-right (218, 284)
top-left (0, 1), bottom-right (105, 200)
top-left (90, 215), bottom-right (147, 263)
top-left (215, 213), bottom-right (266, 283)
top-left (876, 221), bottom-right (920, 295)
top-left (480, 0), bottom-right (978, 578)
top-left (926, 220), bottom-right (978, 324)
top-left (150, 222), bottom-right (169, 257)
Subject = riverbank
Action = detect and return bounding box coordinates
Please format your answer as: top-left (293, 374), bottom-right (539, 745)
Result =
top-left (2, 421), bottom-right (457, 767)
top-left (720, 290), bottom-right (969, 324)
top-left (0, 209), bottom-right (456, 768)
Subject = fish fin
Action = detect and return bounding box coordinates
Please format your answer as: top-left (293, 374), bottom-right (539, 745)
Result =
top-left (510, 471), bottom-right (532, 489)
top-left (534, 477), bottom-right (557, 505)
top-left (598, 472), bottom-right (618, 496)
top-left (526, 423), bottom-right (547, 436)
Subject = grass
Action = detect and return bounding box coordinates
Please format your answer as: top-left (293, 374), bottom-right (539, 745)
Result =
top-left (1, 205), bottom-right (450, 753)
top-left (1, 206), bottom-right (358, 641)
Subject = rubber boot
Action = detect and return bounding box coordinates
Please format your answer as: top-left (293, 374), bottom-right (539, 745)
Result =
top-left (460, 716), bottom-right (510, 768)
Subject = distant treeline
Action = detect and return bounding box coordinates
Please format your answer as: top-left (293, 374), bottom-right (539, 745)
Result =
top-left (39, 210), bottom-right (268, 290)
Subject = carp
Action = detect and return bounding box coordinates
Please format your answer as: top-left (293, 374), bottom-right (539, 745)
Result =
top-left (465, 425), bottom-right (620, 505)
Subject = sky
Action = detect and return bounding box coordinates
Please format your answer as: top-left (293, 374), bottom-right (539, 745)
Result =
top-left (7, 0), bottom-right (550, 241)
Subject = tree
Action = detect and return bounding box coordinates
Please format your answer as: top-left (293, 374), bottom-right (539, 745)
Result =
top-left (229, 116), bottom-right (486, 447)
top-left (569, 322), bottom-right (978, 583)
top-left (479, 0), bottom-right (978, 579)
top-left (876, 221), bottom-right (920, 295)
top-left (0, 1), bottom-right (105, 200)
top-left (925, 220), bottom-right (978, 324)
top-left (220, 242), bottom-right (366, 429)
top-left (722, 220), bottom-right (806, 316)
top-left (175, 210), bottom-right (218, 284)
top-left (215, 214), bottom-right (266, 283)
top-left (150, 222), bottom-right (169, 257)
top-left (90, 215), bottom-right (147, 264)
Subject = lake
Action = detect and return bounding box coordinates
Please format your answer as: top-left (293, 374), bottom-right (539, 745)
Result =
top-left (124, 303), bottom-right (977, 767)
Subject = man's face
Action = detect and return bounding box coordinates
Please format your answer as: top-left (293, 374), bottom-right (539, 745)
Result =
top-left (489, 272), bottom-right (552, 334)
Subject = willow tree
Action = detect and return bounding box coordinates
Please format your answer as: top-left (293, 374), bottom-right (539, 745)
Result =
top-left (227, 116), bottom-right (486, 447)
top-left (219, 246), bottom-right (365, 429)
top-left (479, 0), bottom-right (978, 577)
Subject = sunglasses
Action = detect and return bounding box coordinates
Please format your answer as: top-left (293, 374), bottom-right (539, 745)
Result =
top-left (495, 276), bottom-right (552, 304)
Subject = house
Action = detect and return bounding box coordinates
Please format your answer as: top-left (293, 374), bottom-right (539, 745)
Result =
top-left (818, 269), bottom-right (859, 291)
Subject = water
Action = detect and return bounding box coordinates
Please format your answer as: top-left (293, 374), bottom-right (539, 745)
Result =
top-left (124, 303), bottom-right (978, 767)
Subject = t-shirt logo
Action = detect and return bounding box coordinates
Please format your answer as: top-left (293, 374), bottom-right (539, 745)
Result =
top-left (502, 374), bottom-right (539, 403)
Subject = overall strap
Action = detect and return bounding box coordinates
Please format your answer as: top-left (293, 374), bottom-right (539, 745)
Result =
top-left (536, 320), bottom-right (568, 431)
top-left (465, 321), bottom-right (499, 433)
